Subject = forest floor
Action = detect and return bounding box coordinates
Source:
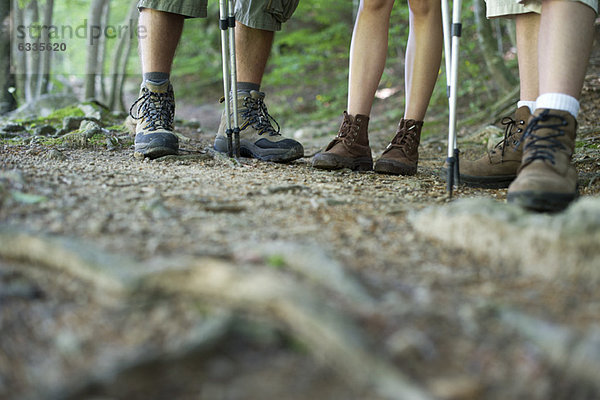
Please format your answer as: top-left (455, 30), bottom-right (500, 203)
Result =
top-left (1, 58), bottom-right (600, 400)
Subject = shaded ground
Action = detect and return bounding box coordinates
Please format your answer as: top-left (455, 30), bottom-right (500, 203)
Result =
top-left (1, 59), bottom-right (599, 399)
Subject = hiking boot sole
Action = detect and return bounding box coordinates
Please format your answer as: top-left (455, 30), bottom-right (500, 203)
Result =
top-left (214, 136), bottom-right (303, 163)
top-left (134, 131), bottom-right (179, 159)
top-left (459, 173), bottom-right (516, 189)
top-left (507, 190), bottom-right (577, 212)
top-left (312, 153), bottom-right (373, 171)
top-left (134, 143), bottom-right (178, 159)
top-left (374, 159), bottom-right (417, 176)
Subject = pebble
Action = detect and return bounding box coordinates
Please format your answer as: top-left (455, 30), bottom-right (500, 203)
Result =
top-left (45, 149), bottom-right (67, 161)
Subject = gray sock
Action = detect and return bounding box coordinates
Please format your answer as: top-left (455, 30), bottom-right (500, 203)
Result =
top-left (144, 72), bottom-right (170, 84)
top-left (237, 82), bottom-right (260, 93)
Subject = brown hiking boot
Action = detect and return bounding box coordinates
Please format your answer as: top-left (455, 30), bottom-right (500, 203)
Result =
top-left (374, 118), bottom-right (423, 176)
top-left (507, 109), bottom-right (578, 212)
top-left (460, 106), bottom-right (531, 188)
top-left (312, 112), bottom-right (373, 171)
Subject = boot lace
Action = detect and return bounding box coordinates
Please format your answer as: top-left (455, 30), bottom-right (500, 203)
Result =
top-left (385, 122), bottom-right (419, 154)
top-left (336, 113), bottom-right (360, 146)
top-left (129, 86), bottom-right (175, 132)
top-left (519, 109), bottom-right (567, 166)
top-left (492, 115), bottom-right (525, 157)
top-left (240, 94), bottom-right (281, 136)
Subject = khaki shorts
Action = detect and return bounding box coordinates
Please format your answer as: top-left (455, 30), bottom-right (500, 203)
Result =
top-left (137, 0), bottom-right (207, 18)
top-left (137, 0), bottom-right (300, 31)
top-left (486, 0), bottom-right (598, 17)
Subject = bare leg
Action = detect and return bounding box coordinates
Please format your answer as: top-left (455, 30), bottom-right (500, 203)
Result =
top-left (538, 0), bottom-right (595, 98)
top-left (235, 23), bottom-right (275, 85)
top-left (138, 9), bottom-right (184, 74)
top-left (515, 12), bottom-right (540, 101)
top-left (347, 0), bottom-right (396, 116)
top-left (404, 0), bottom-right (443, 120)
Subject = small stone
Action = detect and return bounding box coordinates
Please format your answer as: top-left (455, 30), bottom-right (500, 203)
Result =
top-left (45, 149), bottom-right (67, 161)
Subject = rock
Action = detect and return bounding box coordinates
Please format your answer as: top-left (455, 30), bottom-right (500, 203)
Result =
top-left (8, 94), bottom-right (79, 119)
top-left (54, 128), bottom-right (70, 137)
top-left (45, 149), bottom-right (67, 161)
top-left (409, 197), bottom-right (600, 282)
top-left (2, 123), bottom-right (26, 133)
top-left (62, 116), bottom-right (86, 131)
top-left (0, 131), bottom-right (18, 138)
top-left (33, 125), bottom-right (56, 136)
top-left (79, 120), bottom-right (102, 138)
top-left (78, 103), bottom-right (103, 119)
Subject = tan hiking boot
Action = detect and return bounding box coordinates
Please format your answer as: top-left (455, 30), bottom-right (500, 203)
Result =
top-left (374, 118), bottom-right (423, 176)
top-left (130, 80), bottom-right (179, 159)
top-left (312, 112), bottom-right (373, 171)
top-left (460, 106), bottom-right (531, 188)
top-left (507, 109), bottom-right (578, 212)
top-left (214, 90), bottom-right (304, 162)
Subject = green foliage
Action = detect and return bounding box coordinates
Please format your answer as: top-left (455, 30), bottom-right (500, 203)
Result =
top-left (16, 0), bottom-right (520, 131)
top-left (169, 0), bottom-right (520, 128)
top-left (267, 254), bottom-right (286, 269)
top-left (44, 105), bottom-right (85, 120)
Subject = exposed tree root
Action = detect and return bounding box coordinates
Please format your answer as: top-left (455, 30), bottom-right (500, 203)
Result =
top-left (500, 309), bottom-right (600, 393)
top-left (0, 228), bottom-right (435, 400)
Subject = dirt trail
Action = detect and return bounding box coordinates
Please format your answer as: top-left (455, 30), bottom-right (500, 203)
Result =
top-left (1, 65), bottom-right (600, 399)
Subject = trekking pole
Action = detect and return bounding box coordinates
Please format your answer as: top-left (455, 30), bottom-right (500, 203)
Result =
top-left (443, 0), bottom-right (462, 196)
top-left (219, 0), bottom-right (240, 157)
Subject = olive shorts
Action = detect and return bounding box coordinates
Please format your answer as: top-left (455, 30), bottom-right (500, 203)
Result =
top-left (137, 0), bottom-right (300, 31)
top-left (486, 0), bottom-right (597, 17)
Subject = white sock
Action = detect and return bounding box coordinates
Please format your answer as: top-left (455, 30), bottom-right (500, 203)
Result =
top-left (535, 93), bottom-right (580, 118)
top-left (517, 100), bottom-right (536, 114)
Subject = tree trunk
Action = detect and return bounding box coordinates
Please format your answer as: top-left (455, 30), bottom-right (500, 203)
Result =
top-left (24, 0), bottom-right (40, 102)
top-left (84, 0), bottom-right (109, 100)
top-left (12, 0), bottom-right (26, 105)
top-left (98, 0), bottom-right (111, 101)
top-left (0, 0), bottom-right (17, 114)
top-left (473, 0), bottom-right (518, 94)
top-left (36, 0), bottom-right (54, 96)
top-left (109, 0), bottom-right (137, 111)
